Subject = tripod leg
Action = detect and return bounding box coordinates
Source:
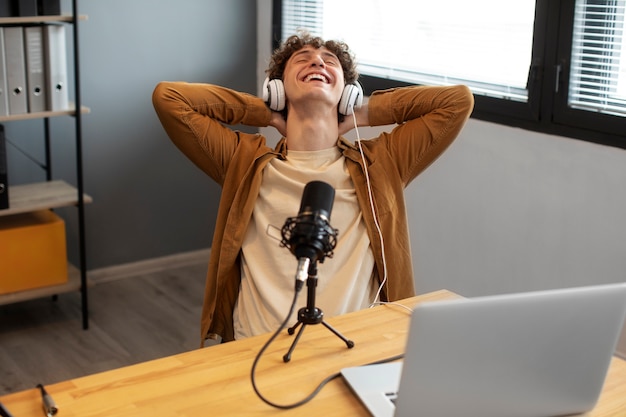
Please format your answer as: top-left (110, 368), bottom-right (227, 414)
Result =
top-left (321, 321), bottom-right (355, 348)
top-left (283, 323), bottom-right (308, 363)
top-left (287, 320), bottom-right (303, 336)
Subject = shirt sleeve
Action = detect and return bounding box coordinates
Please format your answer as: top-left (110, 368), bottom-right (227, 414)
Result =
top-left (152, 82), bottom-right (272, 183)
top-left (367, 85), bottom-right (474, 184)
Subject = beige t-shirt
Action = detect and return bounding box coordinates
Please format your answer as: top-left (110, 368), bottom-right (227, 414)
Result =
top-left (233, 146), bottom-right (377, 339)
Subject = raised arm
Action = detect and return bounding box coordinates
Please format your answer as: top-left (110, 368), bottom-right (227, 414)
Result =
top-left (152, 82), bottom-right (272, 183)
top-left (365, 84), bottom-right (474, 184)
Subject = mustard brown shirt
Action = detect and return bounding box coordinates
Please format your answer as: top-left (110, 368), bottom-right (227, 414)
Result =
top-left (152, 82), bottom-right (474, 344)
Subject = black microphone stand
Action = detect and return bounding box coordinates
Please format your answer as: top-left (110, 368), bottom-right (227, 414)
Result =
top-left (283, 261), bottom-right (355, 363)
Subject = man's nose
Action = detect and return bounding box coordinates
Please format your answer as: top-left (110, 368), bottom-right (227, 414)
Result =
top-left (310, 55), bottom-right (325, 67)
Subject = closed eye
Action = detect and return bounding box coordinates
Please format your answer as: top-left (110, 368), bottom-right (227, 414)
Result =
top-left (291, 49), bottom-right (340, 66)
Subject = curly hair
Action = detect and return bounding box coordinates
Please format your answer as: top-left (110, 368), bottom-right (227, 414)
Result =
top-left (266, 31), bottom-right (359, 85)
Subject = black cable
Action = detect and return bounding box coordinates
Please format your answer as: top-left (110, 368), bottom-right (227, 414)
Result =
top-left (250, 287), bottom-right (312, 409)
top-left (250, 284), bottom-right (343, 409)
top-left (250, 285), bottom-right (406, 409)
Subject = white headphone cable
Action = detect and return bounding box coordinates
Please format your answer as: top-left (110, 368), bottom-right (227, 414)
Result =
top-left (350, 110), bottom-right (389, 306)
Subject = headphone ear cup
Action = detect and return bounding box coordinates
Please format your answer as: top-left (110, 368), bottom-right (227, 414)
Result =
top-left (338, 82), bottom-right (363, 116)
top-left (262, 77), bottom-right (286, 111)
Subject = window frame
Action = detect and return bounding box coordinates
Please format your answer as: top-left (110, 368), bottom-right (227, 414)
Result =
top-left (272, 0), bottom-right (626, 150)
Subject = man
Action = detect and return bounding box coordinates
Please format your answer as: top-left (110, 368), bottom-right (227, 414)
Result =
top-left (152, 33), bottom-right (474, 345)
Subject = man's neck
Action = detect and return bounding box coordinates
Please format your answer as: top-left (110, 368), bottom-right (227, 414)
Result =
top-left (284, 107), bottom-right (339, 151)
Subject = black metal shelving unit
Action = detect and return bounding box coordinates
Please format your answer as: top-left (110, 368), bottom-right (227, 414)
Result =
top-left (0, 0), bottom-right (91, 329)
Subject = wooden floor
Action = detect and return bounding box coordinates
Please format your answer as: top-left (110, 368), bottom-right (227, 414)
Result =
top-left (0, 262), bottom-right (207, 395)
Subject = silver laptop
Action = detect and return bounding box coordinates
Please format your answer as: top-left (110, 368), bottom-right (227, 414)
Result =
top-left (341, 283), bottom-right (626, 417)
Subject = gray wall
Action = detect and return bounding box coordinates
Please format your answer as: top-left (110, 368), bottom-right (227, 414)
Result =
top-left (407, 119), bottom-right (626, 297)
top-left (5, 0), bottom-right (257, 269)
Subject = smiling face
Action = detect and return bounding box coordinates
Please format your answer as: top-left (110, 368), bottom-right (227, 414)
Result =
top-left (266, 33), bottom-right (359, 119)
top-left (281, 45), bottom-right (345, 111)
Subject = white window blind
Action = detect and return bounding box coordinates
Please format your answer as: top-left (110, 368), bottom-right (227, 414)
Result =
top-left (281, 0), bottom-right (535, 102)
top-left (282, 0), bottom-right (324, 40)
top-left (569, 0), bottom-right (626, 116)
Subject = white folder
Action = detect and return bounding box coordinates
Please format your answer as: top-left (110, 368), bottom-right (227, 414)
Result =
top-left (24, 25), bottom-right (47, 113)
top-left (4, 26), bottom-right (28, 115)
top-left (43, 24), bottom-right (69, 111)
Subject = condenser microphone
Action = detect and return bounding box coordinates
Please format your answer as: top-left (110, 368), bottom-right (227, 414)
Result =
top-left (281, 181), bottom-right (338, 290)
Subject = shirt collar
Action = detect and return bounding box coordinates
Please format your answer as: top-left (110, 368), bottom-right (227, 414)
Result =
top-left (274, 136), bottom-right (361, 158)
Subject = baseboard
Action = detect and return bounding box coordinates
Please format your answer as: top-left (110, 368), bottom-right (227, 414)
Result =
top-left (88, 248), bottom-right (210, 283)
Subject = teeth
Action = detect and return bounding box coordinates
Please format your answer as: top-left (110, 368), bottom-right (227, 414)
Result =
top-left (304, 74), bottom-right (328, 83)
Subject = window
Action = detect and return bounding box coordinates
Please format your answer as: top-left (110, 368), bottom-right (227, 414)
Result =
top-left (569, 1), bottom-right (626, 116)
top-left (274, 0), bottom-right (626, 149)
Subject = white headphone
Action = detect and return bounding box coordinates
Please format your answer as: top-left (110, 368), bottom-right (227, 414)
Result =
top-left (262, 77), bottom-right (363, 115)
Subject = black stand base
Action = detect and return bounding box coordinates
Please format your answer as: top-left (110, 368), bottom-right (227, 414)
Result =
top-left (283, 271), bottom-right (355, 362)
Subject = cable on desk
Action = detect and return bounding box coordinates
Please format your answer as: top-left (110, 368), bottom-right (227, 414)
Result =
top-left (369, 300), bottom-right (415, 314)
top-left (250, 287), bottom-right (316, 409)
top-left (250, 287), bottom-right (408, 409)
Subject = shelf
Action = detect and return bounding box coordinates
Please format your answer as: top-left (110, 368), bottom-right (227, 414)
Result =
top-left (0, 2), bottom-right (90, 329)
top-left (0, 264), bottom-right (91, 306)
top-left (0, 15), bottom-right (88, 25)
top-left (0, 180), bottom-right (93, 216)
top-left (0, 105), bottom-right (90, 122)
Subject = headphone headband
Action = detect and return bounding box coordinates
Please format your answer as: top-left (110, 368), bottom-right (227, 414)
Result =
top-left (262, 78), bottom-right (363, 115)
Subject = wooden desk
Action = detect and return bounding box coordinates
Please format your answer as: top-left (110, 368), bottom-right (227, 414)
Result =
top-left (1, 290), bottom-right (625, 416)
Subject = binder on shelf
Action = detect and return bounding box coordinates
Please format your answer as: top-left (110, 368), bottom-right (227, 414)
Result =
top-left (0, 29), bottom-right (9, 116)
top-left (14, 0), bottom-right (38, 17)
top-left (24, 25), bottom-right (47, 113)
top-left (38, 0), bottom-right (61, 16)
top-left (43, 24), bottom-right (69, 111)
top-left (3, 26), bottom-right (28, 115)
top-left (0, 124), bottom-right (8, 210)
